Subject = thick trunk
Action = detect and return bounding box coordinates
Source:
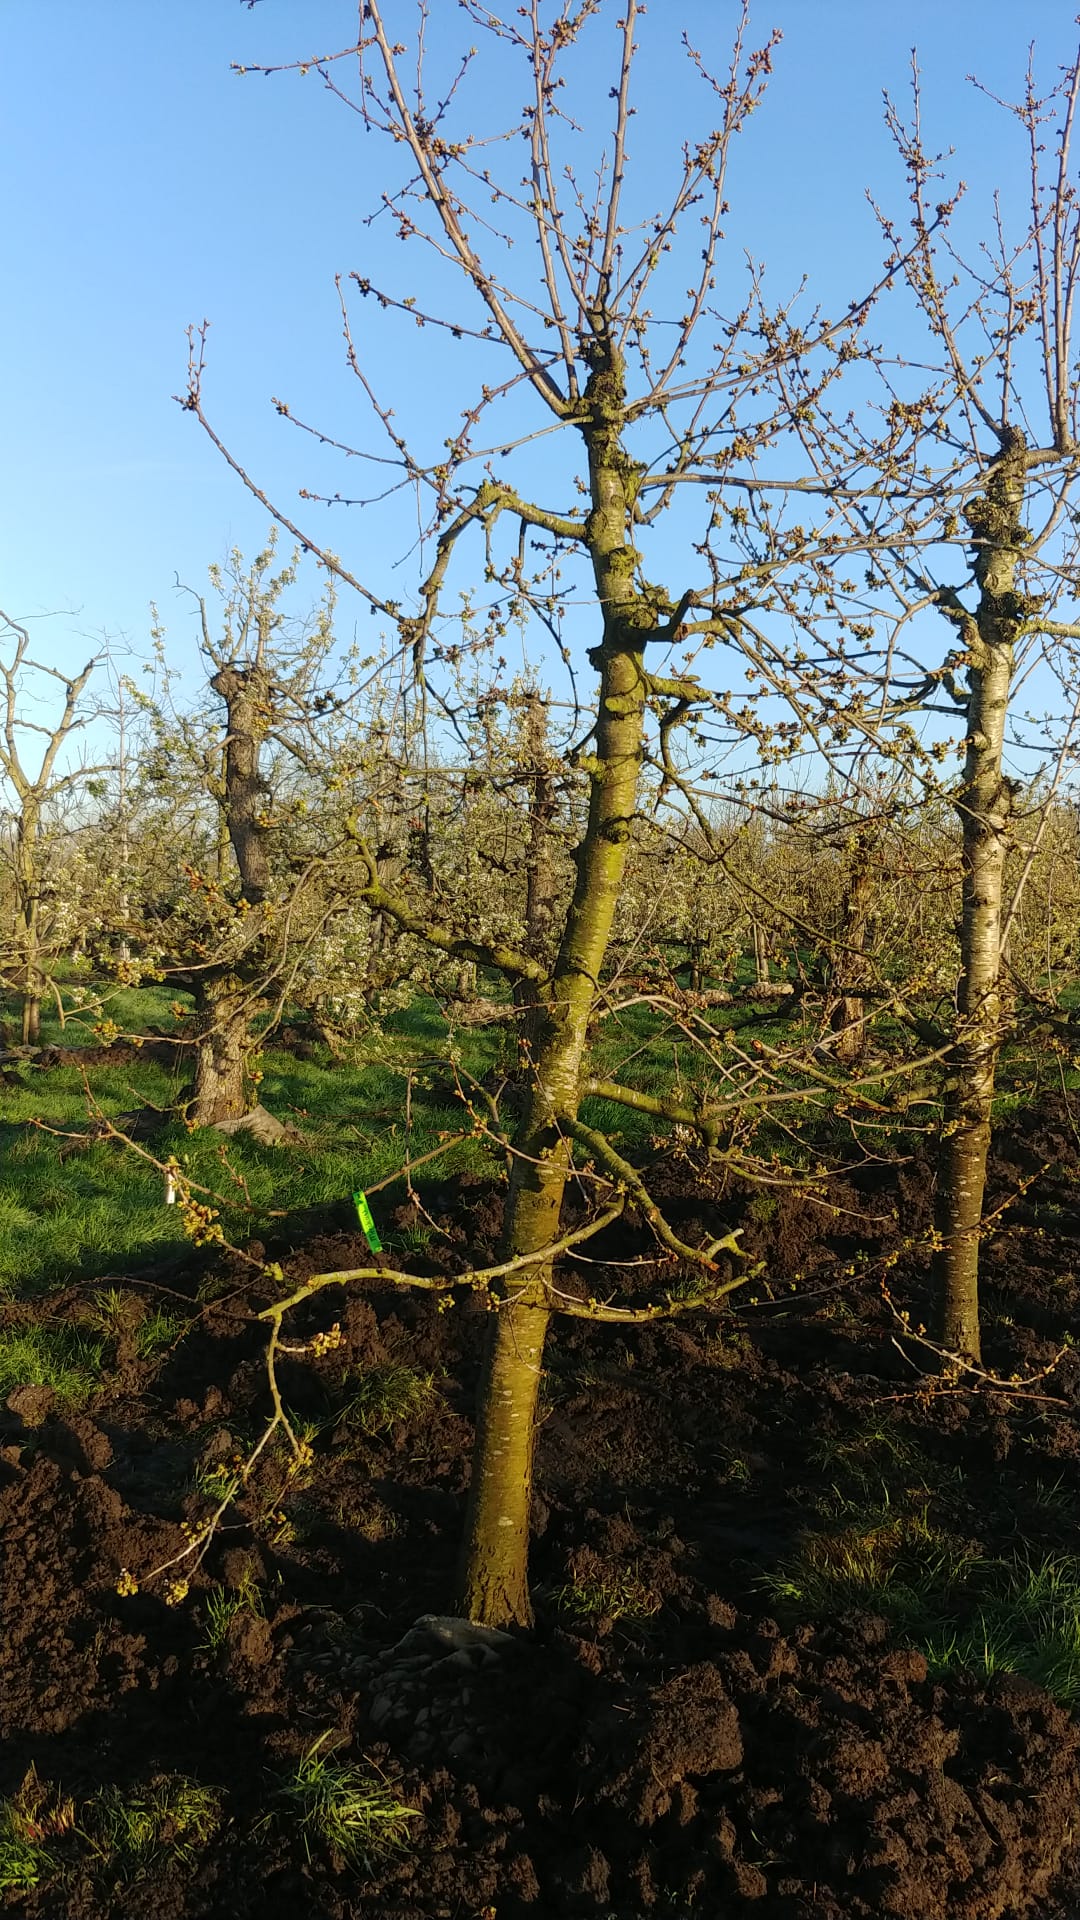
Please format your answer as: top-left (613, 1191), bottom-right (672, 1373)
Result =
top-left (21, 984), bottom-right (41, 1049)
top-left (829, 842), bottom-right (873, 1068)
top-left (21, 899), bottom-right (41, 1046)
top-left (458, 340), bottom-right (649, 1627)
top-left (933, 435), bottom-right (1026, 1363)
top-left (184, 666), bottom-right (274, 1127)
top-left (17, 821), bottom-right (41, 1047)
top-left (189, 977), bottom-right (255, 1127)
top-left (209, 665), bottom-right (272, 903)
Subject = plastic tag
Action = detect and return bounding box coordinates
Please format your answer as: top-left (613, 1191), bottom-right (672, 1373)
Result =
top-left (352, 1189), bottom-right (383, 1253)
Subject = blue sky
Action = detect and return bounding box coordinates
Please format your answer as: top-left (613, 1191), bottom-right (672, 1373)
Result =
top-left (3, 0), bottom-right (1076, 697)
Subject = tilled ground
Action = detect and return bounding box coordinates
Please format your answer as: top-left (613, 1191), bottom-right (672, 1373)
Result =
top-left (4, 1103), bottom-right (1080, 1917)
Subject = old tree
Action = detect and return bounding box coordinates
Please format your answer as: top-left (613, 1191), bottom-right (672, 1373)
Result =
top-left (182, 3), bottom-right (1080, 1625)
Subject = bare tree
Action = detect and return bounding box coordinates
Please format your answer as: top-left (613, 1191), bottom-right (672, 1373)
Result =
top-left (726, 48), bottom-right (1080, 1362)
top-left (0, 612), bottom-right (111, 1045)
top-left (182, 3), bottom-right (929, 1626)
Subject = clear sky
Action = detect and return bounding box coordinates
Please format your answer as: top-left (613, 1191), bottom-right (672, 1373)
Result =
top-left (3, 1), bottom-right (1077, 693)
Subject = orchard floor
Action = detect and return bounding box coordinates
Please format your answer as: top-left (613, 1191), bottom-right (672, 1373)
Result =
top-left (5, 1099), bottom-right (1080, 1917)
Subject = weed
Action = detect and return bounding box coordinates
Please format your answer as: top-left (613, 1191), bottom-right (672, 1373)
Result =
top-left (271, 1734), bottom-right (418, 1867)
top-left (713, 1447), bottom-right (751, 1486)
top-left (84, 1775), bottom-right (220, 1874)
top-left (806, 1420), bottom-right (931, 1500)
top-left (383, 1223), bottom-right (436, 1255)
top-left (191, 1462), bottom-right (243, 1505)
top-left (769, 1508), bottom-right (1080, 1708)
top-left (926, 1554), bottom-right (1080, 1706)
top-left (340, 1364), bottom-right (435, 1435)
top-left (549, 1566), bottom-right (662, 1624)
top-left (133, 1307), bottom-right (184, 1357)
top-left (0, 1813), bottom-right (53, 1893)
top-left (0, 1769), bottom-right (74, 1892)
top-left (199, 1570), bottom-right (264, 1653)
top-left (357, 1499), bottom-right (401, 1542)
top-left (83, 1286), bottom-right (131, 1335)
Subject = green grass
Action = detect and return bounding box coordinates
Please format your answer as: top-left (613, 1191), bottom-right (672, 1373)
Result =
top-left (84, 1776), bottom-right (221, 1874)
top-left (765, 1490), bottom-right (1080, 1708)
top-left (0, 1811), bottom-right (56, 1893)
top-left (548, 1565), bottom-right (662, 1624)
top-left (0, 1326), bottom-right (105, 1404)
top-left (270, 1734), bottom-right (418, 1867)
top-left (199, 1569), bottom-right (264, 1652)
top-left (0, 986), bottom-right (504, 1299)
top-left (922, 1555), bottom-right (1080, 1705)
top-left (340, 1364), bottom-right (436, 1434)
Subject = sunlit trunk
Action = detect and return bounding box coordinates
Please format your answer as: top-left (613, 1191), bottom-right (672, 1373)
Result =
top-left (934, 435), bottom-right (1026, 1363)
top-left (458, 340), bottom-right (650, 1627)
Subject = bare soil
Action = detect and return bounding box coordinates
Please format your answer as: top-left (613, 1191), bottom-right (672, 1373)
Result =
top-left (5, 1100), bottom-right (1080, 1917)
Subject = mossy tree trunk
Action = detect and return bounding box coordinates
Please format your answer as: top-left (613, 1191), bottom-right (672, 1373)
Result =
top-left (188, 974), bottom-right (257, 1127)
top-left (458, 337), bottom-right (654, 1627)
top-left (933, 434), bottom-right (1028, 1363)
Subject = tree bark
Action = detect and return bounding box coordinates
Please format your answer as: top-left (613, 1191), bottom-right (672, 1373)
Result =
top-left (933, 432), bottom-right (1027, 1363)
top-left (188, 975), bottom-right (255, 1127)
top-left (209, 666), bottom-right (272, 903)
top-left (829, 837), bottom-right (873, 1067)
top-left (17, 817), bottom-right (42, 1046)
top-left (183, 664), bottom-right (274, 1127)
top-left (458, 337), bottom-right (651, 1627)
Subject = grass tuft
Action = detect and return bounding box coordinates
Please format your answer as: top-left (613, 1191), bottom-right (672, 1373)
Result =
top-left (341, 1364), bottom-right (435, 1434)
top-left (199, 1569), bottom-right (264, 1653)
top-left (272, 1734), bottom-right (418, 1866)
top-left (549, 1565), bottom-right (662, 1624)
top-left (85, 1775), bottom-right (221, 1873)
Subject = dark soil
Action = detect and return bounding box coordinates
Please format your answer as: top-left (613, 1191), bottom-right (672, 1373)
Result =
top-left (6, 1103), bottom-right (1080, 1917)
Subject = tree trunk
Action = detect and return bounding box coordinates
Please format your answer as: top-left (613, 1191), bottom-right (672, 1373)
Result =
top-left (933, 433), bottom-right (1026, 1363)
top-left (21, 926), bottom-right (41, 1046)
top-left (458, 338), bottom-right (650, 1627)
top-left (188, 976), bottom-right (255, 1127)
top-left (209, 666), bottom-right (272, 902)
top-left (183, 664), bottom-right (275, 1128)
top-left (829, 838), bottom-right (873, 1067)
top-left (16, 811), bottom-right (42, 1046)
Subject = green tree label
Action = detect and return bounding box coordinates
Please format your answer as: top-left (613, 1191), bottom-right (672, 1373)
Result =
top-left (352, 1189), bottom-right (383, 1253)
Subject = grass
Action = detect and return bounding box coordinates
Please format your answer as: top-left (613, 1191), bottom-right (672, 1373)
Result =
top-left (765, 1481), bottom-right (1080, 1708)
top-left (271, 1734), bottom-right (418, 1867)
top-left (549, 1565), bottom-right (662, 1624)
top-left (0, 1325), bottom-right (104, 1405)
top-left (0, 988), bottom-right (503, 1300)
top-left (4, 965), bottom-right (1063, 1311)
top-left (84, 1776), bottom-right (221, 1874)
top-left (199, 1569), bottom-right (264, 1653)
top-left (0, 1819), bottom-right (53, 1893)
top-left (340, 1363), bottom-right (436, 1434)
top-left (922, 1555), bottom-right (1080, 1706)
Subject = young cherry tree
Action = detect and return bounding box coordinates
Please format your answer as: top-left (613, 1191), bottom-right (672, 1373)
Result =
top-left (725, 49), bottom-right (1080, 1364)
top-left (186, 2), bottom-right (896, 1626)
